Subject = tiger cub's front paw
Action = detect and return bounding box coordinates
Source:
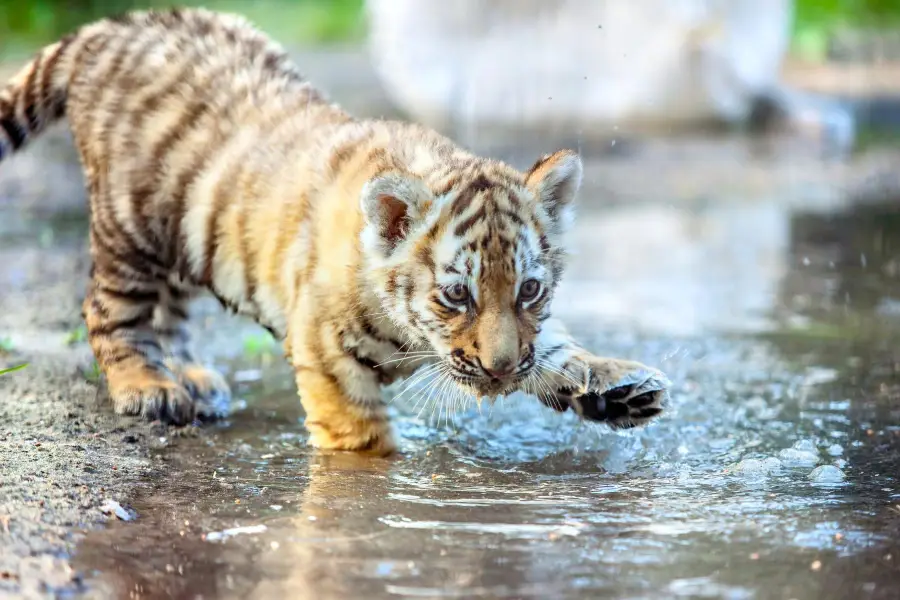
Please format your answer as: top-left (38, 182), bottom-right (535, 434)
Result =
top-left (305, 416), bottom-right (396, 457)
top-left (551, 355), bottom-right (671, 429)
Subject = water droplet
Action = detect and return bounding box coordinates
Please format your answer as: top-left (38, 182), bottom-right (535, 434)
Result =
top-left (809, 465), bottom-right (846, 483)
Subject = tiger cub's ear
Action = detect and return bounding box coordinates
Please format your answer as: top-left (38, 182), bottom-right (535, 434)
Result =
top-left (525, 149), bottom-right (583, 235)
top-left (360, 173), bottom-right (433, 256)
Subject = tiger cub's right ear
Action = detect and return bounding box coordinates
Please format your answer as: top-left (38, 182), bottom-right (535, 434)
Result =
top-left (360, 173), bottom-right (433, 256)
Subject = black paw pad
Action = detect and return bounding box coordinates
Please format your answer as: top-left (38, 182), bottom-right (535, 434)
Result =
top-left (601, 384), bottom-right (634, 401)
top-left (627, 392), bottom-right (657, 408)
top-left (577, 391), bottom-right (630, 422)
top-left (636, 406), bottom-right (663, 419)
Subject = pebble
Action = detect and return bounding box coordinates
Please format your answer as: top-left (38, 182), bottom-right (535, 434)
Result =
top-left (205, 524), bottom-right (267, 542)
top-left (99, 499), bottom-right (136, 521)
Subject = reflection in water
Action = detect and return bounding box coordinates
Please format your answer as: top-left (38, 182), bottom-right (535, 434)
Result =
top-left (72, 191), bottom-right (900, 599)
top-left (779, 195), bottom-right (900, 321)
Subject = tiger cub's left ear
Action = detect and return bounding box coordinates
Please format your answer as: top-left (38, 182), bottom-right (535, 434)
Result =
top-left (360, 172), bottom-right (433, 256)
top-left (525, 149), bottom-right (583, 234)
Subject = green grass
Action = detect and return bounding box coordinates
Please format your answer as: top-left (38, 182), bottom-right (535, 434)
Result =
top-left (65, 324), bottom-right (88, 346)
top-left (0, 0), bottom-right (365, 55)
top-left (83, 360), bottom-right (102, 384)
top-left (242, 331), bottom-right (279, 357)
top-left (793, 0), bottom-right (900, 60)
top-left (0, 363), bottom-right (27, 376)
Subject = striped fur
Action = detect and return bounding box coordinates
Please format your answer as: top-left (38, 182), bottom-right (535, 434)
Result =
top-left (0, 8), bottom-right (670, 454)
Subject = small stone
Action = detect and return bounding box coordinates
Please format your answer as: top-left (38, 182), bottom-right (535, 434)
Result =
top-left (811, 560), bottom-right (822, 571)
top-left (99, 499), bottom-right (136, 521)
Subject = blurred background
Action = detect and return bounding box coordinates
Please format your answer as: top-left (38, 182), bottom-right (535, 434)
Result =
top-left (1, 0), bottom-right (899, 59)
top-left (1, 0), bottom-right (900, 152)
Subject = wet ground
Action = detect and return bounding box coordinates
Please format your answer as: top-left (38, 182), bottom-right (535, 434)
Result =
top-left (2, 51), bottom-right (900, 600)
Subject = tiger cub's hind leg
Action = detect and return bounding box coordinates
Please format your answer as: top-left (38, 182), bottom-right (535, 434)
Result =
top-left (83, 264), bottom-right (197, 424)
top-left (155, 282), bottom-right (231, 419)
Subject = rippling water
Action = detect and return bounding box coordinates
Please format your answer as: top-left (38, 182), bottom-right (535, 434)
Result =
top-left (73, 176), bottom-right (900, 599)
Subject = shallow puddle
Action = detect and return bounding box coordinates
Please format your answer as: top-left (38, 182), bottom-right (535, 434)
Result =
top-left (66, 188), bottom-right (900, 599)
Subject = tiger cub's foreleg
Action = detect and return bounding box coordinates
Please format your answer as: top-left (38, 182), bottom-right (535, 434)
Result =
top-left (529, 318), bottom-right (671, 430)
top-left (154, 283), bottom-right (231, 419)
top-left (289, 312), bottom-right (395, 456)
top-left (294, 368), bottom-right (395, 456)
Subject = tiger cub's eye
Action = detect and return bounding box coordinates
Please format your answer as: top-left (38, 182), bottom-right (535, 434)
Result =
top-left (445, 284), bottom-right (470, 304)
top-left (519, 279), bottom-right (542, 302)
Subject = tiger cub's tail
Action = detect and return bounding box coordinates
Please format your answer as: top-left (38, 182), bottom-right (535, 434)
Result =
top-left (0, 33), bottom-right (84, 161)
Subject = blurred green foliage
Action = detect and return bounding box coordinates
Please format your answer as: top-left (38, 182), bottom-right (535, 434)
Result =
top-left (1, 0), bottom-right (899, 58)
top-left (0, 0), bottom-right (365, 54)
top-left (793, 0), bottom-right (900, 59)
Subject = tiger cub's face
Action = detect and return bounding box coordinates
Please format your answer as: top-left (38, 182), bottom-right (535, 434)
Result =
top-left (361, 150), bottom-right (582, 398)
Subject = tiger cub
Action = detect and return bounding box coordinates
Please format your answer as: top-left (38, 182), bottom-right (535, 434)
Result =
top-left (0, 8), bottom-right (670, 454)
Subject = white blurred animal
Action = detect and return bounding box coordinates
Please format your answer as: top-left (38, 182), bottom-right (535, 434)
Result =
top-left (365, 0), bottom-right (851, 147)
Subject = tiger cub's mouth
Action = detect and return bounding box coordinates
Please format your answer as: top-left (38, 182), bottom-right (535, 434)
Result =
top-left (446, 367), bottom-right (534, 400)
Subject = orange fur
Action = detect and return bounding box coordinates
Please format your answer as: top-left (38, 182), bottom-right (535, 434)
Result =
top-left (0, 8), bottom-right (671, 451)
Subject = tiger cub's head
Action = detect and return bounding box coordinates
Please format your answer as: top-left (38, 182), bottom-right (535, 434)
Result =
top-left (361, 149), bottom-right (582, 398)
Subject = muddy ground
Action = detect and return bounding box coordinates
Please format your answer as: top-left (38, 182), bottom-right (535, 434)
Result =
top-left (2, 49), bottom-right (900, 599)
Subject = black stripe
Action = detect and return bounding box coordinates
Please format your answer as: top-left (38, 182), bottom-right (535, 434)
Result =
top-left (453, 206), bottom-right (487, 237)
top-left (209, 286), bottom-right (239, 314)
top-left (353, 354), bottom-right (379, 371)
top-left (168, 304), bottom-right (189, 321)
top-left (0, 118), bottom-right (26, 150)
top-left (40, 35), bottom-right (75, 116)
top-left (167, 286), bottom-right (192, 301)
top-left (90, 296), bottom-right (110, 319)
top-left (495, 209), bottom-right (525, 227)
top-left (22, 57), bottom-right (41, 131)
top-left (89, 310), bottom-right (154, 337)
top-left (104, 345), bottom-right (157, 367)
top-left (91, 222), bottom-right (165, 276)
top-left (96, 286), bottom-right (159, 303)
